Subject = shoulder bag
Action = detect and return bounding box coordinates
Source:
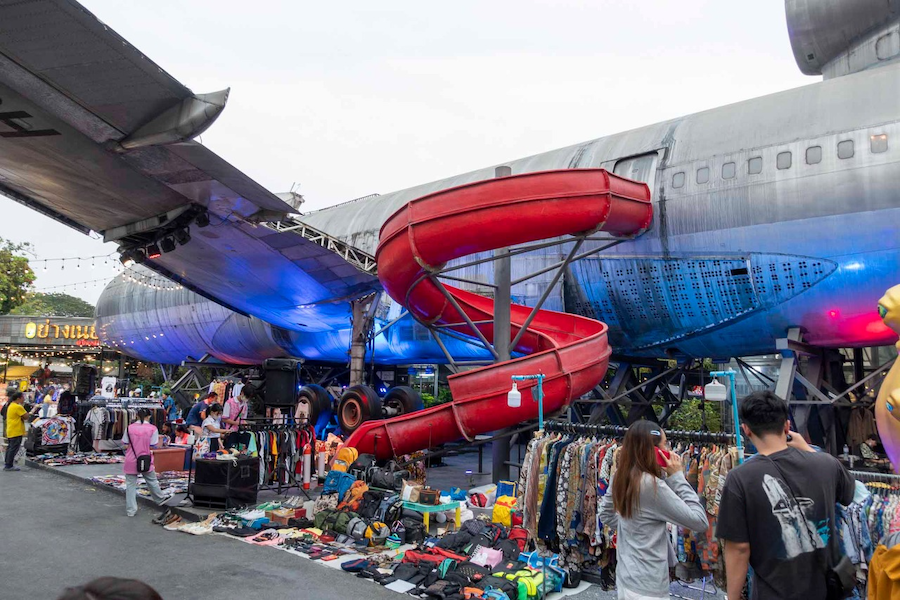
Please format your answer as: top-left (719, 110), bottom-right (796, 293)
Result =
top-left (128, 424), bottom-right (152, 474)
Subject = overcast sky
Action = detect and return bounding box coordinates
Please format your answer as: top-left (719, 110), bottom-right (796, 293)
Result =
top-left (1, 0), bottom-right (812, 304)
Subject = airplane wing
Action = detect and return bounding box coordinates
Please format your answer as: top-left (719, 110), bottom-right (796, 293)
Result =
top-left (0, 0), bottom-right (379, 328)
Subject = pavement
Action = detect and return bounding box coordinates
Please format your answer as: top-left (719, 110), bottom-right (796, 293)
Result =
top-left (1, 452), bottom-right (725, 600)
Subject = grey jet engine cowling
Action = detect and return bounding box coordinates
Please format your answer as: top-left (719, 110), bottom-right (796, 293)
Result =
top-left (786, 0), bottom-right (900, 78)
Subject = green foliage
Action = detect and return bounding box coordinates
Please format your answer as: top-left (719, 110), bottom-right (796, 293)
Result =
top-left (11, 292), bottom-right (95, 317)
top-left (662, 399), bottom-right (723, 433)
top-left (421, 386), bottom-right (453, 408)
top-left (0, 239), bottom-right (35, 314)
top-left (438, 387), bottom-right (453, 404)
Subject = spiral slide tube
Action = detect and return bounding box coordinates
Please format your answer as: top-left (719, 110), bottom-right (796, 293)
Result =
top-left (344, 169), bottom-right (652, 459)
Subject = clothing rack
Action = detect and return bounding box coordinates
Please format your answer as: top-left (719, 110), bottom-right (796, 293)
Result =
top-left (236, 421), bottom-right (316, 499)
top-left (239, 416), bottom-right (307, 429)
top-left (850, 469), bottom-right (900, 483)
top-left (544, 420), bottom-right (737, 444)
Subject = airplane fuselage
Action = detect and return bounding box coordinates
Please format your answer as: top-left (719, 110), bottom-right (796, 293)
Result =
top-left (300, 58), bottom-right (900, 360)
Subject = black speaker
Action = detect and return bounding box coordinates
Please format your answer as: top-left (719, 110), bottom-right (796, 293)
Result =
top-left (263, 358), bottom-right (301, 407)
top-left (72, 364), bottom-right (97, 397)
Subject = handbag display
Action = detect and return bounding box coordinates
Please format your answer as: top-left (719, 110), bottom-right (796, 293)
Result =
top-left (402, 480), bottom-right (424, 502)
top-left (419, 488), bottom-right (440, 505)
top-left (369, 460), bottom-right (410, 491)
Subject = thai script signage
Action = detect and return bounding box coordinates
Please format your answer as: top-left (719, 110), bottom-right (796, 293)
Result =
top-left (24, 319), bottom-right (99, 341)
top-left (0, 315), bottom-right (102, 347)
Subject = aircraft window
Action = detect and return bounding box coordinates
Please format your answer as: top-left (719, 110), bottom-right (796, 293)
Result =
top-left (838, 140), bottom-right (854, 159)
top-left (696, 167), bottom-right (709, 184)
top-left (776, 151), bottom-right (792, 170)
top-left (871, 134), bottom-right (888, 154)
top-left (722, 162), bottom-right (736, 179)
top-left (672, 172), bottom-right (685, 188)
top-left (806, 146), bottom-right (822, 164)
top-left (748, 157), bottom-right (762, 174)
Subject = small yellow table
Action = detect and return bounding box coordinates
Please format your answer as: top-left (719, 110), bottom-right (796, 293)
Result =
top-left (402, 500), bottom-right (462, 532)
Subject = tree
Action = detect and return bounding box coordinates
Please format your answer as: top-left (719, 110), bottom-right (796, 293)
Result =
top-left (11, 292), bottom-right (95, 317)
top-left (0, 239), bottom-right (35, 314)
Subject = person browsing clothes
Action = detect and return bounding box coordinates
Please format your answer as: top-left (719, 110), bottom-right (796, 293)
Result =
top-left (717, 391), bottom-right (855, 600)
top-left (161, 391), bottom-right (178, 422)
top-left (184, 391), bottom-right (218, 437)
top-left (122, 408), bottom-right (167, 517)
top-left (201, 403), bottom-right (229, 452)
top-left (599, 421), bottom-right (708, 599)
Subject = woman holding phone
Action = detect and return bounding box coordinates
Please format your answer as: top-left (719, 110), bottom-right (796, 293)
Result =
top-left (599, 421), bottom-right (708, 600)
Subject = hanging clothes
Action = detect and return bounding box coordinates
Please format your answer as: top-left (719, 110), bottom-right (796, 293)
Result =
top-left (516, 423), bottom-right (739, 586)
top-left (243, 425), bottom-right (315, 490)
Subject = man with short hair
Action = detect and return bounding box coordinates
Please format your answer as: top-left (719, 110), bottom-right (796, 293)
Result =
top-left (161, 391), bottom-right (178, 422)
top-left (185, 392), bottom-right (218, 437)
top-left (718, 391), bottom-right (855, 599)
top-left (4, 392), bottom-right (39, 471)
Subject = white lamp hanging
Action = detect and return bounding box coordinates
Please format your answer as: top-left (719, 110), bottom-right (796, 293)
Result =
top-left (704, 378), bottom-right (728, 401)
top-left (507, 382), bottom-right (522, 408)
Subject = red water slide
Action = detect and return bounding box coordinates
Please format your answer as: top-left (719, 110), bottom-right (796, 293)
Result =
top-left (344, 169), bottom-right (652, 459)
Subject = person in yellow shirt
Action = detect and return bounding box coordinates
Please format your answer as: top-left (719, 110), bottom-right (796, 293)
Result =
top-left (4, 392), bottom-right (39, 472)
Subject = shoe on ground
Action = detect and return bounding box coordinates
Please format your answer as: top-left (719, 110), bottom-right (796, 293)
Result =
top-left (3, 467), bottom-right (21, 471)
top-left (153, 509), bottom-right (172, 524)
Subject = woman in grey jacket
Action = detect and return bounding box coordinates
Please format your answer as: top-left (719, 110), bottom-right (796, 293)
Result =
top-left (599, 421), bottom-right (708, 600)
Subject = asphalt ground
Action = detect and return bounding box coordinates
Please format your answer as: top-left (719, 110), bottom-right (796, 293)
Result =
top-left (0, 459), bottom-right (724, 600)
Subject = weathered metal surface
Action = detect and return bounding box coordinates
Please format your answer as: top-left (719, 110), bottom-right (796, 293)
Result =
top-left (785, 0), bottom-right (900, 77)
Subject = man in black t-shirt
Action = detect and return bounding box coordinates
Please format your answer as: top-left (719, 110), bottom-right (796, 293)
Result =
top-left (717, 391), bottom-right (854, 600)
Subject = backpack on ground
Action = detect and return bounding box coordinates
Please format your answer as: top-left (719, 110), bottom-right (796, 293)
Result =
top-left (314, 508), bottom-right (337, 530)
top-left (346, 516), bottom-right (369, 540)
top-left (337, 480), bottom-right (369, 511)
top-left (323, 470), bottom-right (356, 498)
top-left (376, 493), bottom-right (403, 523)
top-left (365, 521), bottom-right (390, 546)
top-left (402, 516), bottom-right (426, 544)
top-left (314, 492), bottom-right (339, 515)
top-left (358, 490), bottom-right (386, 519)
top-left (476, 576), bottom-right (519, 600)
top-left (349, 453), bottom-right (376, 480)
top-left (490, 565), bottom-right (560, 600)
top-left (507, 527), bottom-right (528, 553)
top-left (332, 447), bottom-right (358, 472)
top-left (495, 539), bottom-right (522, 561)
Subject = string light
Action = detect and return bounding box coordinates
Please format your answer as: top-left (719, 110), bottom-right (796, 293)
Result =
top-left (33, 276), bottom-right (115, 293)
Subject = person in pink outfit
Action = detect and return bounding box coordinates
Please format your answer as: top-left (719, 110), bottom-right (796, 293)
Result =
top-left (122, 408), bottom-right (167, 517)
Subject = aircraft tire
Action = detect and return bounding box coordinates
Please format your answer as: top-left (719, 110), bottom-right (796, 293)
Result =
top-left (298, 384), bottom-right (332, 423)
top-left (338, 385), bottom-right (383, 433)
top-left (383, 386), bottom-right (425, 416)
